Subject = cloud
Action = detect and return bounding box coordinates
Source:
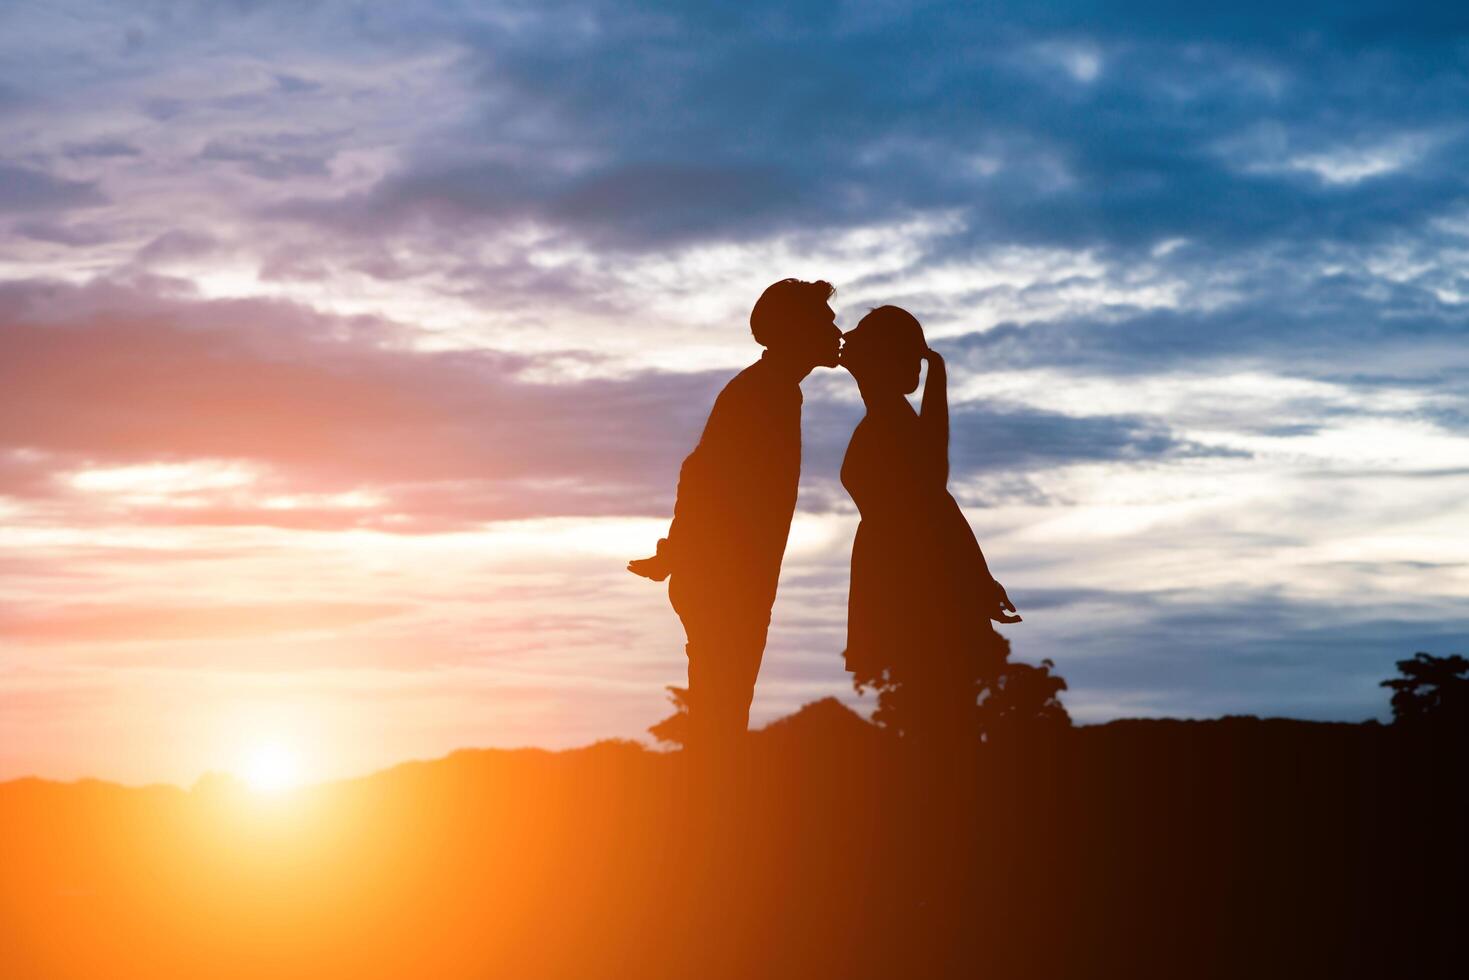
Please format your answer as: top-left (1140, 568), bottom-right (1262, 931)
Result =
top-left (235, 0), bottom-right (1469, 265)
top-left (133, 229), bottom-right (220, 265)
top-left (0, 601), bottom-right (406, 644)
top-left (0, 163), bottom-right (106, 213)
top-left (62, 137), bottom-right (142, 159)
top-left (948, 269), bottom-right (1469, 391)
top-left (12, 220), bottom-right (118, 247)
top-left (0, 278), bottom-right (714, 527)
top-left (950, 402), bottom-right (1244, 470)
top-left (1, 277), bottom-right (1231, 530)
top-left (800, 390), bottom-right (1240, 510)
top-left (199, 138), bottom-right (333, 180)
top-left (1014, 585), bottom-right (1469, 722)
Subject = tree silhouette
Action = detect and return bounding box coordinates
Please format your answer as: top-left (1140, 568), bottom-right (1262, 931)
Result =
top-left (1381, 652), bottom-right (1469, 732)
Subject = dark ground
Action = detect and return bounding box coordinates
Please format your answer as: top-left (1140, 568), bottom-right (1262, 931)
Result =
top-left (2, 702), bottom-right (1463, 979)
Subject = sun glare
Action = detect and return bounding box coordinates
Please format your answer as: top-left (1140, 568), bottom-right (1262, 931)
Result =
top-left (238, 741), bottom-right (305, 795)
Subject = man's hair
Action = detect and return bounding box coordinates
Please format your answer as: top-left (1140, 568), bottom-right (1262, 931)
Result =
top-left (749, 278), bottom-right (835, 348)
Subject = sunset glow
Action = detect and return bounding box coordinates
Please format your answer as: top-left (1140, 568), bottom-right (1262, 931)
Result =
top-left (237, 741), bottom-right (305, 795)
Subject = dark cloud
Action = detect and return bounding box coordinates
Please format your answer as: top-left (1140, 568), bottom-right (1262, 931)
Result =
top-left (273, 73), bottom-right (321, 94)
top-left (0, 163), bottom-right (106, 213)
top-left (140, 96), bottom-right (187, 121)
top-left (255, 0), bottom-right (1469, 261)
top-left (0, 80), bottom-right (31, 118)
top-left (12, 220), bottom-right (117, 247)
top-left (1004, 585), bottom-right (1469, 721)
top-left (62, 138), bottom-right (142, 159)
top-left (199, 138), bottom-right (332, 180)
top-left (949, 403), bottom-right (1245, 470)
top-left (947, 264), bottom-right (1469, 390)
top-left (133, 229), bottom-right (220, 264)
top-left (800, 391), bottom-right (1240, 509)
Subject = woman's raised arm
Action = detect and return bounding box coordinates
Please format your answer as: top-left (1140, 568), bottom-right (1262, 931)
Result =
top-left (919, 346), bottom-right (949, 487)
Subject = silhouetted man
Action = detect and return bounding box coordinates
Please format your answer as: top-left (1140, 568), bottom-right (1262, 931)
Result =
top-left (629, 279), bottom-right (841, 754)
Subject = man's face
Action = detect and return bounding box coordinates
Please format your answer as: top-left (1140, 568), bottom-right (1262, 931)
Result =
top-left (803, 302), bottom-right (842, 369)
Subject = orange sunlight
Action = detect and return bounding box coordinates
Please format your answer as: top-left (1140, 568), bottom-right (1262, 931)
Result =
top-left (236, 740), bottom-right (306, 795)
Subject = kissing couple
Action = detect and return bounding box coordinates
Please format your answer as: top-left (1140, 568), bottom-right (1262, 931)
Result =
top-left (629, 278), bottom-right (1022, 754)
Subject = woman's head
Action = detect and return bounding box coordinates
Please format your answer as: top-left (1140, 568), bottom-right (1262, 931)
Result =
top-left (840, 305), bottom-right (926, 394)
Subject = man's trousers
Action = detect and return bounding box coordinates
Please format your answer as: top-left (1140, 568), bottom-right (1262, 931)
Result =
top-left (668, 573), bottom-right (773, 751)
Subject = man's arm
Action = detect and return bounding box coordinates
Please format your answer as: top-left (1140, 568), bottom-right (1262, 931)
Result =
top-left (627, 448), bottom-right (703, 581)
top-left (628, 379), bottom-right (746, 581)
top-left (628, 369), bottom-right (796, 583)
top-left (627, 540), bottom-right (672, 581)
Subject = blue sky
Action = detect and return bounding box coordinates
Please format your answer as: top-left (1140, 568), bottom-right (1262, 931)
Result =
top-left (2, 0), bottom-right (1467, 782)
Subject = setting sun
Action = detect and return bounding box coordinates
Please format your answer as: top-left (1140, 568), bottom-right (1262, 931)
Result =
top-left (238, 741), bottom-right (305, 795)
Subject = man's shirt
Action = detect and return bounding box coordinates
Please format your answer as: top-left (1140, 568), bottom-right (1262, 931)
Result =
top-left (666, 352), bottom-right (802, 611)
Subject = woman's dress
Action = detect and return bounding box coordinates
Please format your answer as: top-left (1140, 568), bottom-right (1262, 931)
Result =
top-left (841, 400), bottom-right (993, 683)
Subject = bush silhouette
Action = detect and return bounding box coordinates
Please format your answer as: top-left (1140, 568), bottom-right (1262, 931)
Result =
top-left (977, 656), bottom-right (1070, 735)
top-left (852, 624), bottom-right (1070, 742)
top-left (648, 685), bottom-right (692, 747)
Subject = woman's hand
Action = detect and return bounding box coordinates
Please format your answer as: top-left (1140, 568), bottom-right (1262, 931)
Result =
top-left (922, 346), bottom-right (945, 368)
top-left (989, 580), bottom-right (1022, 624)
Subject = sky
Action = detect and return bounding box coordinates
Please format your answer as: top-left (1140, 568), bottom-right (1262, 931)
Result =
top-left (2, 0), bottom-right (1467, 785)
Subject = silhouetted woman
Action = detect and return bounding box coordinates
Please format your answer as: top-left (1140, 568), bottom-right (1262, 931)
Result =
top-left (839, 306), bottom-right (1021, 742)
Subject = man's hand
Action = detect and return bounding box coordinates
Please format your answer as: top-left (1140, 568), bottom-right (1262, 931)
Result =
top-left (627, 554), bottom-right (671, 581)
top-left (990, 581), bottom-right (1022, 624)
top-left (627, 538), bottom-right (673, 581)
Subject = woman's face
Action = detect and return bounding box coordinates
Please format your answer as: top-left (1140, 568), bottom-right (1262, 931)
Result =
top-left (898, 349), bottom-right (922, 394)
top-left (842, 344), bottom-right (923, 395)
top-left (841, 315), bottom-right (927, 395)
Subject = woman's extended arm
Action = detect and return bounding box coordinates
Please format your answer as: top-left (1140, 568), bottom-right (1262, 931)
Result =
top-left (919, 347), bottom-right (949, 487)
top-left (943, 493), bottom-right (1023, 623)
top-left (923, 348), bottom-right (1024, 625)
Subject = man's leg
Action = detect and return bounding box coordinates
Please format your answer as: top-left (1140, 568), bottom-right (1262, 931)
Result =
top-left (690, 615), bottom-right (769, 741)
top-left (670, 576), bottom-right (771, 754)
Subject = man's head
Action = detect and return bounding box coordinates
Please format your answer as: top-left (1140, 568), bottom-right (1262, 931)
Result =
top-left (750, 278), bottom-right (841, 370)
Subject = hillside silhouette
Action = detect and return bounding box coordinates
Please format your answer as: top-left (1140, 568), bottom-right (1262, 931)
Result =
top-left (4, 696), bottom-right (1464, 979)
